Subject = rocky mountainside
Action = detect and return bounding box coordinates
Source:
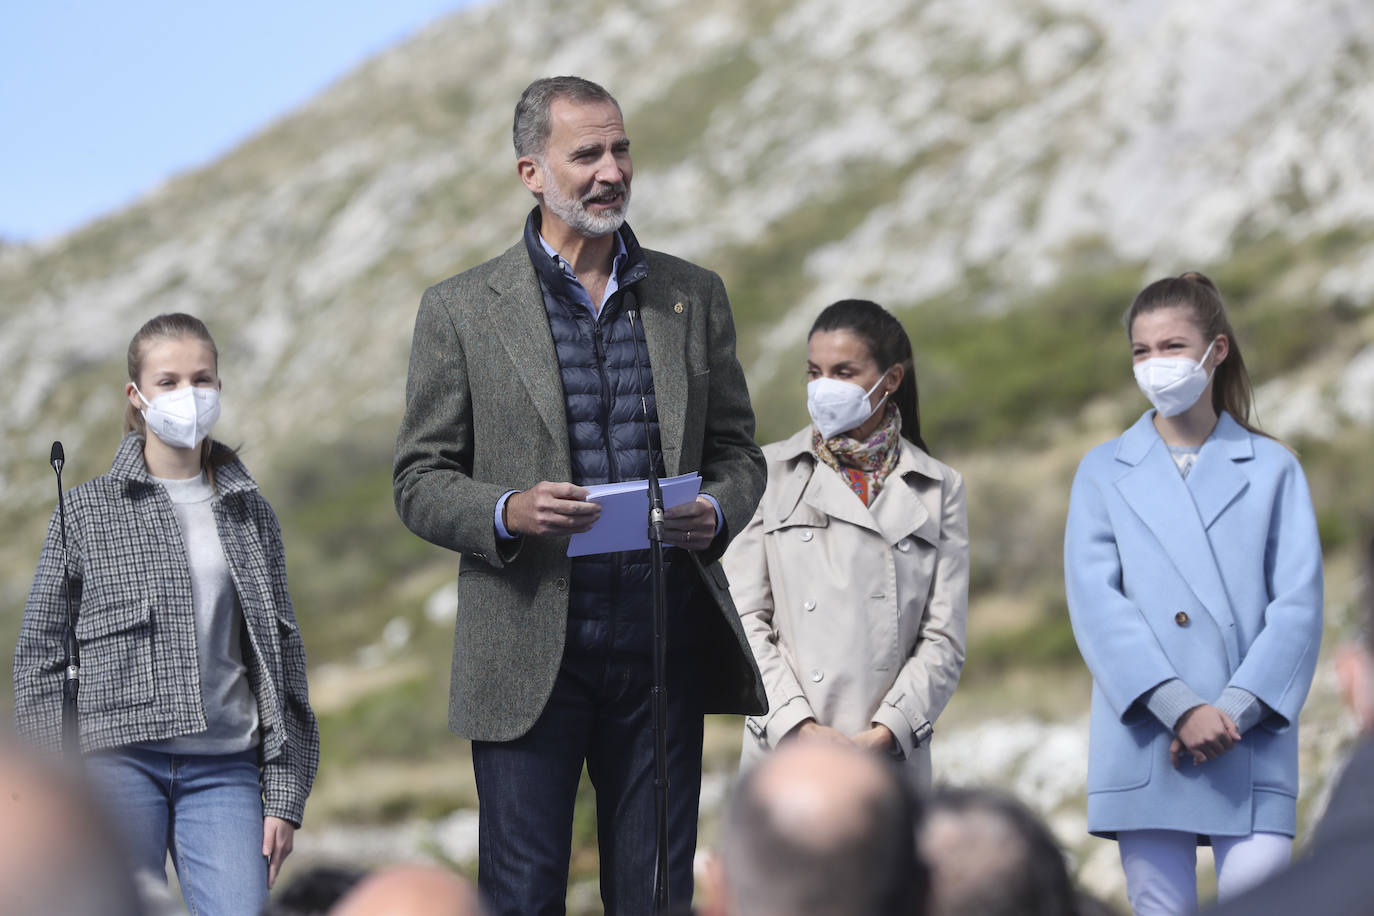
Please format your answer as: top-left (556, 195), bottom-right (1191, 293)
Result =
top-left (4, 0), bottom-right (1373, 907)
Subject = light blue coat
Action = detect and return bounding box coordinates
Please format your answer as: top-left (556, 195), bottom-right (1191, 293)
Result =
top-left (1064, 411), bottom-right (1323, 839)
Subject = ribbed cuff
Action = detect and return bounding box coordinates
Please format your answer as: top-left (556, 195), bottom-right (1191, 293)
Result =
top-left (1143, 678), bottom-right (1207, 731)
top-left (1216, 686), bottom-right (1267, 734)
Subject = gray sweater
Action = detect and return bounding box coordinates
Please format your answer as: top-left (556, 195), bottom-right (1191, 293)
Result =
top-left (142, 471), bottom-right (259, 754)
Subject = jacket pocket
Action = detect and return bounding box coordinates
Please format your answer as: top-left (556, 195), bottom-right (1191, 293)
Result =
top-left (1086, 697), bottom-right (1155, 793)
top-left (76, 599), bottom-right (153, 711)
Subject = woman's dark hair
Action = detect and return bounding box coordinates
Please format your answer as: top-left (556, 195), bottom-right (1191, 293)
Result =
top-left (125, 312), bottom-right (237, 481)
top-left (1124, 271), bottom-right (1270, 439)
top-left (809, 299), bottom-right (929, 452)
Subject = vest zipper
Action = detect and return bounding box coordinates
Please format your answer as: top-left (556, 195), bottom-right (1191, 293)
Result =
top-left (591, 318), bottom-right (622, 483)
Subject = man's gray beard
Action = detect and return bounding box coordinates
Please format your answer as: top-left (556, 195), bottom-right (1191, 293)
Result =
top-left (543, 178), bottom-right (630, 238)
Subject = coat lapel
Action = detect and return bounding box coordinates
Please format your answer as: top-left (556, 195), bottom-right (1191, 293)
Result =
top-left (478, 243), bottom-right (569, 448)
top-left (1113, 412), bottom-right (1242, 668)
top-left (1186, 413), bottom-right (1253, 529)
top-left (870, 442), bottom-right (941, 547)
top-left (638, 272), bottom-right (688, 476)
top-left (801, 457), bottom-right (883, 536)
top-left (761, 429), bottom-right (822, 530)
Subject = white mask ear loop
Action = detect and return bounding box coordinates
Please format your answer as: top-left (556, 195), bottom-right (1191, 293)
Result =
top-left (1199, 338), bottom-right (1217, 369)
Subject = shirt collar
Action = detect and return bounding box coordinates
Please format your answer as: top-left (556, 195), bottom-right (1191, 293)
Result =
top-left (538, 231), bottom-right (627, 283)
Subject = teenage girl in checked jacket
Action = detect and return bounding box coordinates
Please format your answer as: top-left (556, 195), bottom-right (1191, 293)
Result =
top-left (1064, 273), bottom-right (1323, 914)
top-left (13, 313), bottom-right (318, 915)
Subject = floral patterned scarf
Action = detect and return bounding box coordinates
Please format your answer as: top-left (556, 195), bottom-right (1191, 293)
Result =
top-left (812, 401), bottom-right (903, 506)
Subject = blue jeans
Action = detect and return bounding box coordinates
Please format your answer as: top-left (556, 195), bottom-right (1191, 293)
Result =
top-left (84, 747), bottom-right (268, 916)
top-left (472, 649), bottom-right (704, 916)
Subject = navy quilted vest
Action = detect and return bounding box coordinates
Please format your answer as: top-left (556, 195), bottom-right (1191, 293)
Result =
top-left (523, 212), bottom-right (695, 654)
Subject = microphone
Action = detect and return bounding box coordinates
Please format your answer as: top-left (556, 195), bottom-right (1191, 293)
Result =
top-left (50, 440), bottom-right (80, 757)
top-left (624, 296), bottom-right (665, 539)
top-left (624, 291), bottom-right (672, 912)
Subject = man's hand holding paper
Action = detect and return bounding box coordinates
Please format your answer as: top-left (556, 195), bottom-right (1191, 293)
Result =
top-left (567, 473), bottom-right (701, 556)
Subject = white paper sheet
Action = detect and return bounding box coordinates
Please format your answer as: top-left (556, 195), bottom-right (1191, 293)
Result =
top-left (566, 473), bottom-right (702, 557)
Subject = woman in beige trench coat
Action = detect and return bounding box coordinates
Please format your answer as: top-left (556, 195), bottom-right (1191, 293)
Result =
top-left (722, 299), bottom-right (968, 787)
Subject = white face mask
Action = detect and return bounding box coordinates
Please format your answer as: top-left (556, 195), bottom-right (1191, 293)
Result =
top-left (807, 372), bottom-right (891, 440)
top-left (135, 384), bottom-right (220, 450)
top-left (1133, 340), bottom-right (1217, 418)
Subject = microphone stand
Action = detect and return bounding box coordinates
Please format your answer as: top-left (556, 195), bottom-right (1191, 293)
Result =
top-left (626, 299), bottom-right (671, 914)
top-left (50, 441), bottom-right (81, 759)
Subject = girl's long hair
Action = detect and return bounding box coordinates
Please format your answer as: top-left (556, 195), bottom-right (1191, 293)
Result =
top-left (1124, 271), bottom-right (1271, 439)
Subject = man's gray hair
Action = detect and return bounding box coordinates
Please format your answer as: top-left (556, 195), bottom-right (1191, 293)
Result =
top-left (719, 755), bottom-right (925, 916)
top-left (513, 76), bottom-right (621, 159)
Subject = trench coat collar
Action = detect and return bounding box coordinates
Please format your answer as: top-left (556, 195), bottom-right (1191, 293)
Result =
top-left (1113, 410), bottom-right (1250, 667)
top-left (770, 425), bottom-right (941, 545)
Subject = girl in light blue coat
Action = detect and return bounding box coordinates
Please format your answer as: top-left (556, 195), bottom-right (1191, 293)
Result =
top-left (1064, 272), bottom-right (1323, 915)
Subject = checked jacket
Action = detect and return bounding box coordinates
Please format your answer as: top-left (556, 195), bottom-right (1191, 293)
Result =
top-left (13, 434), bottom-right (319, 825)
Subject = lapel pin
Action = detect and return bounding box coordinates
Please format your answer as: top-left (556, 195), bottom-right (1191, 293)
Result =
top-left (674, 302), bottom-right (684, 314)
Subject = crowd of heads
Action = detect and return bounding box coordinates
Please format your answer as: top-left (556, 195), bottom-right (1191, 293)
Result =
top-left (700, 740), bottom-right (1102, 916)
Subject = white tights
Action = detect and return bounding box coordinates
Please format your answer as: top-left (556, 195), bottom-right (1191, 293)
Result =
top-left (1118, 829), bottom-right (1291, 915)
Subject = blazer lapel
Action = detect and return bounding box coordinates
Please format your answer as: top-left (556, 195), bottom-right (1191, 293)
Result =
top-left (1113, 413), bottom-right (1243, 668)
top-left (637, 273), bottom-right (688, 476)
top-left (479, 244), bottom-right (569, 448)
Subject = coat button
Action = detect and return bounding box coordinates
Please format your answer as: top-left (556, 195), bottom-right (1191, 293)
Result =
top-left (810, 669), bottom-right (824, 683)
top-left (803, 599), bottom-right (816, 612)
top-left (555, 578), bottom-right (568, 591)
top-left (800, 530), bottom-right (814, 542)
top-left (897, 539), bottom-right (911, 552)
top-left (1175, 611), bottom-right (1190, 627)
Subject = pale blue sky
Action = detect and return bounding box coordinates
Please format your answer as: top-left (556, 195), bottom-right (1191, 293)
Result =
top-left (1, 0), bottom-right (482, 242)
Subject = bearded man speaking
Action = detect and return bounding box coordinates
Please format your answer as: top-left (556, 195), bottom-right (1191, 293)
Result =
top-left (393, 76), bottom-right (766, 914)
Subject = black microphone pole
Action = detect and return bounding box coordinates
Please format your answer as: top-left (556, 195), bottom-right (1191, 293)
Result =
top-left (625, 297), bottom-right (671, 914)
top-left (50, 441), bottom-right (81, 759)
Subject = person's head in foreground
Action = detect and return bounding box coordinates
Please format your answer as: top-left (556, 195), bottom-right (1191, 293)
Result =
top-left (1335, 533), bottom-right (1374, 735)
top-left (919, 786), bottom-right (1078, 916)
top-left (704, 740), bottom-right (927, 916)
top-left (0, 738), bottom-right (144, 916)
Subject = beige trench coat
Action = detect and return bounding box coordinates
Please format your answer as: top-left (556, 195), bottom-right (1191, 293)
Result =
top-left (721, 425), bottom-right (969, 786)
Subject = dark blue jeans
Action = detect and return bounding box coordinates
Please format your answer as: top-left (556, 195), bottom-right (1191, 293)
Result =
top-left (471, 649), bottom-right (704, 916)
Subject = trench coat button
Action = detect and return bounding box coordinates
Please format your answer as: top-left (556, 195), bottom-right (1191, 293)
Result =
top-left (810, 669), bottom-right (824, 683)
top-left (800, 530), bottom-right (814, 542)
top-left (555, 577), bottom-right (568, 591)
top-left (803, 599), bottom-right (816, 612)
top-left (1175, 611), bottom-right (1190, 627)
